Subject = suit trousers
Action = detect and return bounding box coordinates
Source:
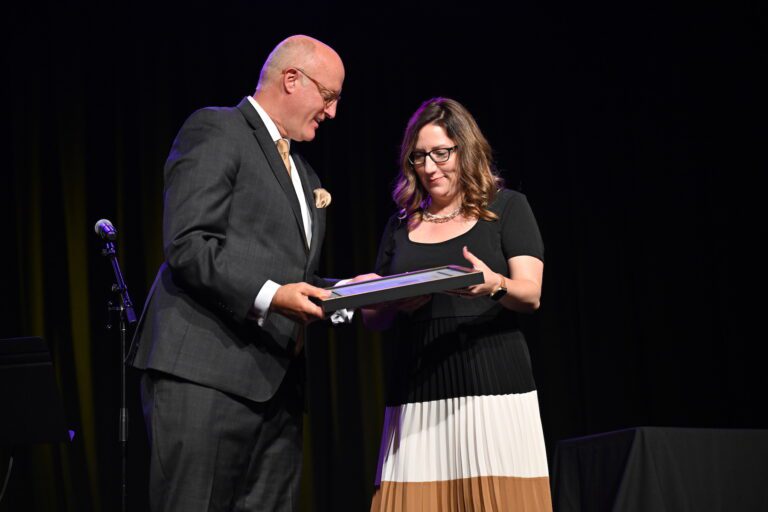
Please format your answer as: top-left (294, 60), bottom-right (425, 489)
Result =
top-left (141, 361), bottom-right (304, 512)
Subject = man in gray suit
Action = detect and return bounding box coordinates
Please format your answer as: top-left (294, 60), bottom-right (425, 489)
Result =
top-left (129, 35), bottom-right (345, 511)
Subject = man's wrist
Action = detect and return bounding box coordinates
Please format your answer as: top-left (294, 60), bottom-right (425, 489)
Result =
top-left (252, 280), bottom-right (282, 325)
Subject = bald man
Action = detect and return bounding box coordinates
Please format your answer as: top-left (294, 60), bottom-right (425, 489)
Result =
top-left (128, 35), bottom-right (345, 511)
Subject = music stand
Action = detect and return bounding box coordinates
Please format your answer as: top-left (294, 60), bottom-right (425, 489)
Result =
top-left (0, 337), bottom-right (69, 446)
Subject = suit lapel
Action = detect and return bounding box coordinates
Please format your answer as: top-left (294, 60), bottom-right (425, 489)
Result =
top-left (293, 155), bottom-right (316, 225)
top-left (237, 98), bottom-right (309, 251)
top-left (293, 156), bottom-right (321, 262)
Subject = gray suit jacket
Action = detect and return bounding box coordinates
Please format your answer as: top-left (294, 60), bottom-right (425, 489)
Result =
top-left (128, 97), bottom-right (328, 403)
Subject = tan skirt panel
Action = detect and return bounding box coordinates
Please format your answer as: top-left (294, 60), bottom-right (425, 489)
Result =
top-left (371, 475), bottom-right (552, 512)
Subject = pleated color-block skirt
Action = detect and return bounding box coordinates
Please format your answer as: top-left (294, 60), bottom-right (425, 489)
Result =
top-left (371, 319), bottom-right (552, 511)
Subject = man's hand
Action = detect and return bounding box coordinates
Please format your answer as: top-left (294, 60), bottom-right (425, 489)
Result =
top-left (270, 282), bottom-right (330, 324)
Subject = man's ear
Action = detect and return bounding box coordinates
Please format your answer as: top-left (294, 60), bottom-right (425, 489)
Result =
top-left (282, 68), bottom-right (300, 94)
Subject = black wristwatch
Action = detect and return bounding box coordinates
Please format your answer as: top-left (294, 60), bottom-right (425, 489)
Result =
top-left (490, 275), bottom-right (508, 301)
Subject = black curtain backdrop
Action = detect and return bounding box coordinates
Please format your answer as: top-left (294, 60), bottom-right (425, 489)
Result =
top-left (2, 1), bottom-right (766, 510)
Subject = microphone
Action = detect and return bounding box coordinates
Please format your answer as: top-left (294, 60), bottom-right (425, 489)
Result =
top-left (94, 219), bottom-right (118, 241)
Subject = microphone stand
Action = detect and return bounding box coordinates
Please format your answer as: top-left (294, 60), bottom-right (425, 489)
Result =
top-left (100, 237), bottom-right (136, 512)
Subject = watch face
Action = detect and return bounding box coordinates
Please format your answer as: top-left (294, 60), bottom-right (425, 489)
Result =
top-left (490, 287), bottom-right (507, 301)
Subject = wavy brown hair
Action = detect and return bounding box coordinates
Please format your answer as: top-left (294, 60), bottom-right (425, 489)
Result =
top-left (393, 97), bottom-right (503, 225)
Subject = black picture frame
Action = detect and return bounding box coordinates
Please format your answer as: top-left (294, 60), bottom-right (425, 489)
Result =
top-left (314, 265), bottom-right (484, 313)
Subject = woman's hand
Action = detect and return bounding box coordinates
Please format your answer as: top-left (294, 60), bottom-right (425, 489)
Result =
top-left (446, 246), bottom-right (503, 299)
top-left (387, 295), bottom-right (432, 314)
top-left (363, 294), bottom-right (431, 315)
top-left (348, 273), bottom-right (381, 283)
top-left (361, 294), bottom-right (432, 331)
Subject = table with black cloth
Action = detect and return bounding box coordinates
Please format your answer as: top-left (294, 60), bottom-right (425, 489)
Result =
top-left (551, 426), bottom-right (768, 512)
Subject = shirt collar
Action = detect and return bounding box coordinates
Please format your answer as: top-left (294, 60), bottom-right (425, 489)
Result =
top-left (246, 95), bottom-right (290, 149)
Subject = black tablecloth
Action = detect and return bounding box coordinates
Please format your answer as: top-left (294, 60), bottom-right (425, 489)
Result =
top-left (552, 427), bottom-right (768, 512)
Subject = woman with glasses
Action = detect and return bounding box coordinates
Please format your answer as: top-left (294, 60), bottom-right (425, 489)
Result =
top-left (363, 97), bottom-right (552, 511)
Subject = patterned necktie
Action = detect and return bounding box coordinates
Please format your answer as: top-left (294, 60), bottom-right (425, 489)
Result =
top-left (276, 138), bottom-right (291, 175)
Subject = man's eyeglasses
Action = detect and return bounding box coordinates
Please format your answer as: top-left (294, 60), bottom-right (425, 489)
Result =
top-left (285, 67), bottom-right (341, 108)
top-left (408, 146), bottom-right (459, 166)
